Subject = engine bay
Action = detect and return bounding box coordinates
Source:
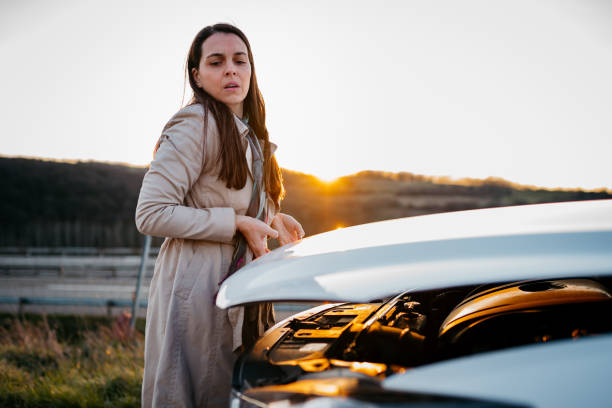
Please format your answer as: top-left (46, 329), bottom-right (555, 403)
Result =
top-left (234, 278), bottom-right (612, 393)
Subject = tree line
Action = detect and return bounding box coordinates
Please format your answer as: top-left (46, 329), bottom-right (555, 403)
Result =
top-left (1, 157), bottom-right (609, 247)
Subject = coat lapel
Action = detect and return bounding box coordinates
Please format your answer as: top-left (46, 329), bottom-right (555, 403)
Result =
top-left (233, 115), bottom-right (254, 180)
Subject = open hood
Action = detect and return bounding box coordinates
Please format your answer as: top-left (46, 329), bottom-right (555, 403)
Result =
top-left (216, 200), bottom-right (612, 308)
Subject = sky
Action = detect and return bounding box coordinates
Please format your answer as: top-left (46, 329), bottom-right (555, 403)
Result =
top-left (1, 0), bottom-right (611, 190)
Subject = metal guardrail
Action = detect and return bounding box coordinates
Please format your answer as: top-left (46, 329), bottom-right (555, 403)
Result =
top-left (0, 296), bottom-right (313, 317)
top-left (0, 241), bottom-right (155, 318)
top-left (0, 296), bottom-right (149, 316)
top-left (0, 247), bottom-right (160, 256)
top-left (0, 255), bottom-right (156, 278)
top-left (0, 242), bottom-right (316, 319)
top-left (0, 256), bottom-right (153, 267)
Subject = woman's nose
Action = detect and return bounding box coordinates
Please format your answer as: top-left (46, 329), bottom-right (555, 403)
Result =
top-left (224, 63), bottom-right (237, 76)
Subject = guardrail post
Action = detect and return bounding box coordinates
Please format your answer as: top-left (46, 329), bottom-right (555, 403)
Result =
top-left (131, 235), bottom-right (151, 329)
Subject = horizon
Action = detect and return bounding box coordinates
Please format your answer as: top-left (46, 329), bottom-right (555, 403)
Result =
top-left (4, 153), bottom-right (610, 194)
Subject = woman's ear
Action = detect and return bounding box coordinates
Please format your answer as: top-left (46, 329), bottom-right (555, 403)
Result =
top-left (191, 68), bottom-right (201, 88)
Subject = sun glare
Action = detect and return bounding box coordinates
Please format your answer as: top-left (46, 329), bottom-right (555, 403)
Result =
top-left (316, 174), bottom-right (339, 183)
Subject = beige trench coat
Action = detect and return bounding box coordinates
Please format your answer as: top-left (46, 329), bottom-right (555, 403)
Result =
top-left (135, 104), bottom-right (275, 408)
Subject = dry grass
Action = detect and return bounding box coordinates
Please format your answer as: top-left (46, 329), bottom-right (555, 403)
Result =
top-left (0, 313), bottom-right (143, 407)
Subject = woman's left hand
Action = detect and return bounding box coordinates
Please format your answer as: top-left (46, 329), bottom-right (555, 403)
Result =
top-left (271, 213), bottom-right (305, 246)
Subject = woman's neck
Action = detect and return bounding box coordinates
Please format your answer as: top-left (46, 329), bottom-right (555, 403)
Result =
top-left (227, 102), bottom-right (243, 118)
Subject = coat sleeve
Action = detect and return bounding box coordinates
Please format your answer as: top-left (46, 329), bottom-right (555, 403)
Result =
top-left (135, 106), bottom-right (236, 243)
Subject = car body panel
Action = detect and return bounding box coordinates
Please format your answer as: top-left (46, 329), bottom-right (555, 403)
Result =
top-left (383, 333), bottom-right (612, 408)
top-left (217, 200), bottom-right (612, 308)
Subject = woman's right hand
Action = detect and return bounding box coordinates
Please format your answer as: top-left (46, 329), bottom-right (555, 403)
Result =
top-left (235, 215), bottom-right (279, 258)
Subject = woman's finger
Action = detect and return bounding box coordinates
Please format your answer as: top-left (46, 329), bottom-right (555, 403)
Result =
top-left (237, 215), bottom-right (279, 256)
top-left (286, 215), bottom-right (304, 239)
top-left (295, 222), bottom-right (305, 238)
top-left (251, 234), bottom-right (269, 258)
top-left (265, 224), bottom-right (279, 239)
top-left (252, 244), bottom-right (265, 258)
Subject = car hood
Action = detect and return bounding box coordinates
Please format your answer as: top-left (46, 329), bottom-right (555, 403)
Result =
top-left (217, 200), bottom-right (612, 308)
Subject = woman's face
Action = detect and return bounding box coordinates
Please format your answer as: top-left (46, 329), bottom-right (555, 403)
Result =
top-left (192, 32), bottom-right (252, 117)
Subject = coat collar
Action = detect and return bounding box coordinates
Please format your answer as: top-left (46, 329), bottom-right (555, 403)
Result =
top-left (232, 113), bottom-right (278, 156)
top-left (233, 114), bottom-right (250, 138)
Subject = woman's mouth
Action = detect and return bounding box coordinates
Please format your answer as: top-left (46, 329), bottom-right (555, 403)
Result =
top-left (224, 82), bottom-right (239, 89)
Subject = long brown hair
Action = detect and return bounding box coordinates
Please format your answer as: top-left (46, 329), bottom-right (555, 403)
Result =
top-left (186, 23), bottom-right (284, 207)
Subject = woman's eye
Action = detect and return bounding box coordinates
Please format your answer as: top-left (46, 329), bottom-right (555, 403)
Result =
top-left (236, 60), bottom-right (247, 65)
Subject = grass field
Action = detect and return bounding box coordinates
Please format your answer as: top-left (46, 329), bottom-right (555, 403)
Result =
top-left (0, 313), bottom-right (144, 407)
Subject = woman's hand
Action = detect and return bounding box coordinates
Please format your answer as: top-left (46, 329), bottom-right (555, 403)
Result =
top-left (236, 215), bottom-right (279, 258)
top-left (271, 213), bottom-right (305, 246)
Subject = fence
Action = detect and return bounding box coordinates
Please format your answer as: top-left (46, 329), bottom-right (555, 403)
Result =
top-left (0, 237), bottom-right (152, 327)
top-left (0, 241), bottom-right (310, 323)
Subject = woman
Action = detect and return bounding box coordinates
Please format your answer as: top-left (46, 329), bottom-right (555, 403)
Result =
top-left (135, 23), bottom-right (304, 407)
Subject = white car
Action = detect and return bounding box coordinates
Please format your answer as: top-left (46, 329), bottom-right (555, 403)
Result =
top-left (217, 199), bottom-right (612, 408)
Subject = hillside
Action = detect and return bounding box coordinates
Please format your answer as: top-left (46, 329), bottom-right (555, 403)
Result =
top-left (1, 157), bottom-right (610, 247)
top-left (281, 170), bottom-right (611, 235)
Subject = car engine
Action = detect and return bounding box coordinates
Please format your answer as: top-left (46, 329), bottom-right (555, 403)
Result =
top-left (233, 278), bottom-right (612, 397)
